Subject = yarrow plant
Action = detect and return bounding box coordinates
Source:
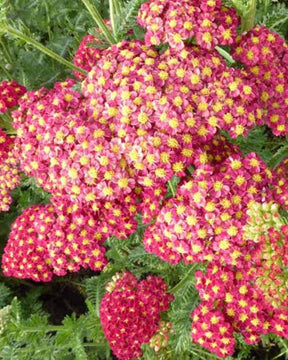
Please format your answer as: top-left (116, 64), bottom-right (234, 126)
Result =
top-left (0, 0), bottom-right (288, 358)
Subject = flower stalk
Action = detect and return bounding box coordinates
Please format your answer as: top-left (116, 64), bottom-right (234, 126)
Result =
top-left (81, 0), bottom-right (117, 44)
top-left (2, 26), bottom-right (88, 75)
top-left (241, 0), bottom-right (257, 33)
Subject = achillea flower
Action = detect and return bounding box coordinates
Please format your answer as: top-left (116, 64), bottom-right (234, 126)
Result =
top-left (73, 21), bottom-right (113, 80)
top-left (100, 272), bottom-right (173, 360)
top-left (73, 35), bottom-right (105, 80)
top-left (2, 204), bottom-right (107, 281)
top-left (0, 80), bottom-right (26, 113)
top-left (231, 26), bottom-right (288, 136)
top-left (143, 146), bottom-right (277, 266)
top-left (192, 261), bottom-right (288, 357)
top-left (137, 0), bottom-right (239, 50)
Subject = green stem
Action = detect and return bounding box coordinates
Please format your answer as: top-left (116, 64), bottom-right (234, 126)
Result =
top-left (109, 0), bottom-right (117, 38)
top-left (43, 0), bottom-right (52, 42)
top-left (264, 0), bottom-right (269, 14)
top-left (0, 63), bottom-right (13, 80)
top-left (81, 0), bottom-right (116, 44)
top-left (167, 179), bottom-right (176, 197)
top-left (113, 0), bottom-right (122, 19)
top-left (0, 36), bottom-right (13, 63)
top-left (3, 26), bottom-right (87, 75)
top-left (168, 264), bottom-right (198, 294)
top-left (241, 0), bottom-right (257, 33)
top-left (215, 46), bottom-right (236, 64)
top-left (22, 325), bottom-right (63, 333)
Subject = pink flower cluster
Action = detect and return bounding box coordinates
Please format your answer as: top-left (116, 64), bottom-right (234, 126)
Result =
top-left (191, 261), bottom-right (288, 357)
top-left (137, 0), bottom-right (240, 49)
top-left (100, 272), bottom-right (173, 360)
top-left (143, 142), bottom-right (276, 265)
top-left (73, 35), bottom-right (104, 80)
top-left (0, 129), bottom-right (20, 211)
top-left (231, 26), bottom-right (288, 136)
top-left (2, 204), bottom-right (107, 281)
top-left (0, 80), bottom-right (26, 113)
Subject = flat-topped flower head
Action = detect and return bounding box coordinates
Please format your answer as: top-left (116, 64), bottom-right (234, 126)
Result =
top-left (192, 261), bottom-right (288, 357)
top-left (231, 26), bottom-right (288, 136)
top-left (2, 204), bottom-right (107, 281)
top-left (143, 145), bottom-right (278, 266)
top-left (138, 0), bottom-right (240, 50)
top-left (100, 271), bottom-right (173, 360)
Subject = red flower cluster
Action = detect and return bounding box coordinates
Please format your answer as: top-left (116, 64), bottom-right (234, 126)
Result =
top-left (192, 261), bottom-right (288, 357)
top-left (73, 35), bottom-right (104, 80)
top-left (143, 142), bottom-right (276, 265)
top-left (100, 272), bottom-right (173, 360)
top-left (0, 80), bottom-right (26, 113)
top-left (232, 26), bottom-right (288, 136)
top-left (2, 204), bottom-right (107, 281)
top-left (0, 129), bottom-right (20, 211)
top-left (138, 0), bottom-right (239, 49)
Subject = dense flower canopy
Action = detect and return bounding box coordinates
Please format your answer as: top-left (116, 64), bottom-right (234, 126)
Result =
top-left (1, 0), bottom-right (288, 358)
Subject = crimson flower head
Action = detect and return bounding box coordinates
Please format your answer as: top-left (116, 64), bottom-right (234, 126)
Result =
top-left (2, 204), bottom-right (107, 281)
top-left (100, 271), bottom-right (173, 360)
top-left (0, 80), bottom-right (26, 113)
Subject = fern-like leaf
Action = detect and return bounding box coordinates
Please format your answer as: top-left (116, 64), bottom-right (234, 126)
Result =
top-left (116, 0), bottom-right (147, 39)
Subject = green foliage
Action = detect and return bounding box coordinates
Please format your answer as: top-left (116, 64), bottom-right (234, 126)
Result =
top-left (0, 174), bottom-right (50, 243)
top-left (257, 1), bottom-right (288, 36)
top-left (116, 0), bottom-right (147, 40)
top-left (0, 284), bottom-right (12, 309)
top-left (0, 0), bottom-right (94, 88)
top-left (225, 126), bottom-right (285, 165)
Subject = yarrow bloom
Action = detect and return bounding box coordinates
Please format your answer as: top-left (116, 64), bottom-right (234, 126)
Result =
top-left (2, 204), bottom-right (107, 281)
top-left (73, 21), bottom-right (111, 80)
top-left (274, 157), bottom-right (288, 207)
top-left (137, 0), bottom-right (240, 50)
top-left (231, 26), bottom-right (288, 136)
top-left (100, 272), bottom-right (173, 360)
top-left (73, 35), bottom-right (105, 80)
top-left (0, 80), bottom-right (26, 113)
top-left (191, 261), bottom-right (288, 357)
top-left (0, 129), bottom-right (20, 211)
top-left (144, 141), bottom-right (277, 266)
